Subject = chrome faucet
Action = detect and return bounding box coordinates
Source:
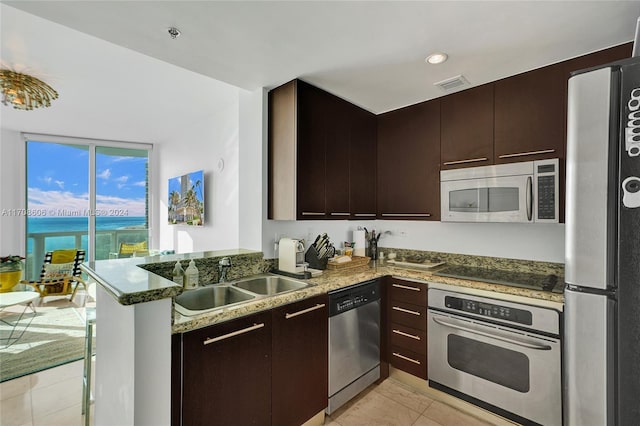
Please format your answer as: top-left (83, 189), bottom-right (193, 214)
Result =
top-left (218, 257), bottom-right (232, 283)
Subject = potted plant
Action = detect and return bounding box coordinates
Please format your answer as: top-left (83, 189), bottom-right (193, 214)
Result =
top-left (0, 255), bottom-right (25, 292)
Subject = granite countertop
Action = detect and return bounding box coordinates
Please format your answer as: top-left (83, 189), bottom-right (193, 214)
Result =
top-left (172, 261), bottom-right (564, 334)
top-left (81, 249), bottom-right (564, 334)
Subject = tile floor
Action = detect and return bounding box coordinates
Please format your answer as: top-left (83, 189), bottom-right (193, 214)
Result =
top-left (326, 378), bottom-right (512, 426)
top-left (0, 359), bottom-right (89, 426)
top-left (1, 362), bottom-right (512, 426)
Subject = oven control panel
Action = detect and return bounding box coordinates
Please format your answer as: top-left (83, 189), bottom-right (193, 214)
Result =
top-left (444, 296), bottom-right (532, 325)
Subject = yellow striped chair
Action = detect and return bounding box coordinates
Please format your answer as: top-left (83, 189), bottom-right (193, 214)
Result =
top-left (20, 249), bottom-right (87, 302)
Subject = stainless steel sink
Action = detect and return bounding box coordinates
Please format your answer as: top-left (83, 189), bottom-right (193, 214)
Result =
top-left (174, 285), bottom-right (256, 316)
top-left (232, 275), bottom-right (309, 295)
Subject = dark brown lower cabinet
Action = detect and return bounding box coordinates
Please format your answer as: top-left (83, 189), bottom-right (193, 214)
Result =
top-left (387, 278), bottom-right (428, 380)
top-left (173, 295), bottom-right (330, 426)
top-left (173, 311), bottom-right (272, 426)
top-left (272, 294), bottom-right (328, 426)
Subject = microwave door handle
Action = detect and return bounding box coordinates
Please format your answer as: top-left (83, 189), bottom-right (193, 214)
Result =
top-left (526, 176), bottom-right (533, 221)
top-left (431, 316), bottom-right (552, 350)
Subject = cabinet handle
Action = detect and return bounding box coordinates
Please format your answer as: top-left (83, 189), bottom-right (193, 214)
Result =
top-left (392, 352), bottom-right (421, 365)
top-left (498, 149), bottom-right (555, 159)
top-left (381, 213), bottom-right (431, 217)
top-left (203, 323), bottom-right (265, 345)
top-left (392, 306), bottom-right (421, 316)
top-left (392, 329), bottom-right (421, 341)
top-left (392, 283), bottom-right (421, 292)
top-left (285, 303), bottom-right (326, 319)
top-left (301, 212), bottom-right (325, 216)
top-left (443, 157), bottom-right (488, 166)
top-left (330, 212), bottom-right (350, 216)
top-left (353, 213), bottom-right (376, 217)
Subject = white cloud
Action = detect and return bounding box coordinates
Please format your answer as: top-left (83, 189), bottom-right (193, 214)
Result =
top-left (54, 180), bottom-right (64, 189)
top-left (28, 187), bottom-right (146, 217)
top-left (114, 176), bottom-right (129, 184)
top-left (97, 169), bottom-right (111, 180)
top-left (133, 181), bottom-right (146, 187)
top-left (43, 176), bottom-right (52, 185)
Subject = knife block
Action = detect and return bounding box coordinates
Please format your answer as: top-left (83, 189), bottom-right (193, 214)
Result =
top-left (305, 245), bottom-right (328, 270)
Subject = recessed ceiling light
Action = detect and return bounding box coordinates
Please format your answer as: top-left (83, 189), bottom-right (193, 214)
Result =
top-left (426, 53), bottom-right (448, 65)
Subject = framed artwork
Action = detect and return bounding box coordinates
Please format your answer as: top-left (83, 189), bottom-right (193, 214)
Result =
top-left (168, 170), bottom-right (204, 226)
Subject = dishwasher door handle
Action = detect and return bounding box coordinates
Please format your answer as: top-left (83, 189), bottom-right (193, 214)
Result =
top-left (432, 316), bottom-right (552, 350)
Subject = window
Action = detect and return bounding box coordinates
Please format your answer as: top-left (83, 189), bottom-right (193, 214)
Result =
top-left (24, 135), bottom-right (152, 279)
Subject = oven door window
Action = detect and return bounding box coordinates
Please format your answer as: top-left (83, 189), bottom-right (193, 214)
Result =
top-left (447, 334), bottom-right (530, 393)
top-left (448, 187), bottom-right (519, 213)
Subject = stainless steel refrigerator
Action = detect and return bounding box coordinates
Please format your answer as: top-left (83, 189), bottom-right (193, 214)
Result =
top-left (565, 56), bottom-right (640, 425)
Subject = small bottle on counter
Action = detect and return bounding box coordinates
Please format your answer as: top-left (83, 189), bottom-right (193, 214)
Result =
top-left (172, 261), bottom-right (184, 287)
top-left (184, 259), bottom-right (199, 289)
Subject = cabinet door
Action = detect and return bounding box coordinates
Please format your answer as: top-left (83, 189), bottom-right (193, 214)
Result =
top-left (377, 100), bottom-right (441, 220)
top-left (441, 84), bottom-right (494, 169)
top-left (494, 63), bottom-right (566, 164)
top-left (297, 81), bottom-right (327, 219)
top-left (350, 107), bottom-right (377, 219)
top-left (272, 294), bottom-right (328, 426)
top-left (325, 96), bottom-right (352, 218)
top-left (179, 311), bottom-right (272, 426)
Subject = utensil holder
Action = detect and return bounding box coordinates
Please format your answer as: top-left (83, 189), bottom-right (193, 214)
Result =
top-left (305, 245), bottom-right (328, 270)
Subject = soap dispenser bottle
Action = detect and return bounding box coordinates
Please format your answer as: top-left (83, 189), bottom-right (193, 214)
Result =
top-left (172, 261), bottom-right (184, 286)
top-left (184, 259), bottom-right (199, 289)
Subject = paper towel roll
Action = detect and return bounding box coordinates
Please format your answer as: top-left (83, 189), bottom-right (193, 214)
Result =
top-left (353, 230), bottom-right (366, 256)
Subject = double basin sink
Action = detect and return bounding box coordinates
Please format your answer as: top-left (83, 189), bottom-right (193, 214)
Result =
top-left (174, 274), bottom-right (310, 316)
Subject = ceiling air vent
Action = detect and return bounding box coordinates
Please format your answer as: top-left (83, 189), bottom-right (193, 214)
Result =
top-left (434, 75), bottom-right (469, 92)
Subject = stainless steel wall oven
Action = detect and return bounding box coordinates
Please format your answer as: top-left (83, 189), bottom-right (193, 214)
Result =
top-left (428, 285), bottom-right (562, 426)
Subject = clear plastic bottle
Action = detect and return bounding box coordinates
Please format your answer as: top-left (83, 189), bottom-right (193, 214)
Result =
top-left (172, 261), bottom-right (184, 287)
top-left (184, 259), bottom-right (199, 289)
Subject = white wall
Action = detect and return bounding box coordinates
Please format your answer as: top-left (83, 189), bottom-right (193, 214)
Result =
top-left (263, 219), bottom-right (565, 263)
top-left (0, 129), bottom-right (27, 256)
top-left (1, 5), bottom-right (243, 256)
top-left (238, 88), bottom-right (266, 251)
top-left (155, 96), bottom-right (241, 253)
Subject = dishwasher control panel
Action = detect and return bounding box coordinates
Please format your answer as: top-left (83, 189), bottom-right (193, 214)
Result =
top-left (329, 280), bottom-right (380, 316)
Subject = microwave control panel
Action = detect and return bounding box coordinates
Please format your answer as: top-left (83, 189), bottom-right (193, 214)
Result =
top-left (535, 159), bottom-right (559, 222)
top-left (444, 296), bottom-right (533, 325)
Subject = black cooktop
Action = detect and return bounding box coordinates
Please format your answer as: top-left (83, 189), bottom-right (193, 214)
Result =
top-left (434, 265), bottom-right (563, 294)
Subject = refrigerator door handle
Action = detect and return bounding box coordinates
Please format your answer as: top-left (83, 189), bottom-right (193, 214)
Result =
top-left (564, 288), bottom-right (614, 426)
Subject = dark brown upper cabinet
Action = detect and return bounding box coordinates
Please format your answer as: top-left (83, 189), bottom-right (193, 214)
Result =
top-left (268, 79), bottom-right (376, 220)
top-left (440, 83), bottom-right (494, 170)
top-left (377, 99), bottom-right (441, 220)
top-left (494, 62), bottom-right (567, 164)
top-left (350, 107), bottom-right (377, 219)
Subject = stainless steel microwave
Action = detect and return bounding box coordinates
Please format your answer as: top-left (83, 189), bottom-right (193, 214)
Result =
top-left (440, 159), bottom-right (559, 223)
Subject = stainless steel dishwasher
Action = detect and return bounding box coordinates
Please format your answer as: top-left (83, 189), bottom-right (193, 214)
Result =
top-left (327, 279), bottom-right (380, 414)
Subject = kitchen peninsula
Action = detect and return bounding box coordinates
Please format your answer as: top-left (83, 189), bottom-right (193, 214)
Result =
top-left (83, 248), bottom-right (563, 426)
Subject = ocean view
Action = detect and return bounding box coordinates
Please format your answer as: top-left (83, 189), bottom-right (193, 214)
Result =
top-left (27, 216), bottom-right (147, 254)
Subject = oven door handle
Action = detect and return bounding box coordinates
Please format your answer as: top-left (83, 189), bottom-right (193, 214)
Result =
top-left (432, 316), bottom-right (552, 351)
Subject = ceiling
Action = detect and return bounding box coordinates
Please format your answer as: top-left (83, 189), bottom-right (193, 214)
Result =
top-left (3, 1), bottom-right (639, 114)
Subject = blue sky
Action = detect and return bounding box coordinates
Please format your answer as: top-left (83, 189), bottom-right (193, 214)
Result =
top-left (27, 141), bottom-right (148, 217)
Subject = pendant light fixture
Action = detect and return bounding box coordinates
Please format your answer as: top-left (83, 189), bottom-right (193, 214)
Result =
top-left (0, 69), bottom-right (58, 110)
